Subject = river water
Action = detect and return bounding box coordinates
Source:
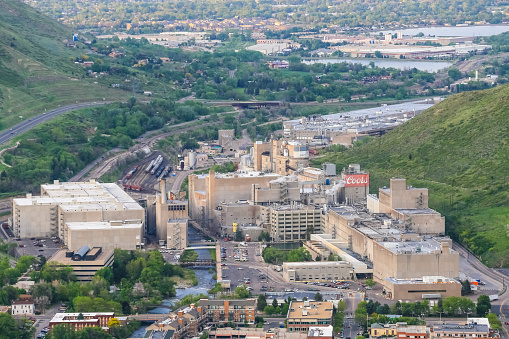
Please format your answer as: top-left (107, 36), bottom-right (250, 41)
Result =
top-left (131, 226), bottom-right (215, 337)
top-left (302, 58), bottom-right (452, 72)
top-left (376, 24), bottom-right (509, 37)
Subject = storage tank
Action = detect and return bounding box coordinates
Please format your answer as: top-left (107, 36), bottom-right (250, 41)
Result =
top-left (188, 151), bottom-right (197, 169)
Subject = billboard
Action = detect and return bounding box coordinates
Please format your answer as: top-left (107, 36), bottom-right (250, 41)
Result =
top-left (345, 174), bottom-right (369, 187)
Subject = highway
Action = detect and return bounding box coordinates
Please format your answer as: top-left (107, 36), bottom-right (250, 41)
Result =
top-left (0, 102), bottom-right (110, 146)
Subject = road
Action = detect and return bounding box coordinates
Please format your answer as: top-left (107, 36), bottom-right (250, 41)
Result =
top-left (0, 102), bottom-right (110, 146)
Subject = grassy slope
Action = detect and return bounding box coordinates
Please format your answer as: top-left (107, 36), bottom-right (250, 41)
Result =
top-left (0, 0), bottom-right (129, 129)
top-left (319, 84), bottom-right (509, 268)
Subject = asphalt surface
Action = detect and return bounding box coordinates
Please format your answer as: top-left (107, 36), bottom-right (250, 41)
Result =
top-left (0, 102), bottom-right (110, 146)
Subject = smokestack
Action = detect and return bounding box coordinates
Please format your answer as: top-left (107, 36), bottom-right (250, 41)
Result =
top-left (161, 179), bottom-right (167, 204)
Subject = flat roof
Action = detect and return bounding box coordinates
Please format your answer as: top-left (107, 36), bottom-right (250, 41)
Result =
top-left (394, 208), bottom-right (440, 215)
top-left (50, 249), bottom-right (114, 266)
top-left (386, 277), bottom-right (459, 284)
top-left (380, 238), bottom-right (448, 254)
top-left (308, 326), bottom-right (333, 337)
top-left (15, 181), bottom-right (143, 211)
top-left (432, 323), bottom-right (489, 333)
top-left (287, 301), bottom-right (333, 319)
top-left (284, 261), bottom-right (350, 268)
top-left (51, 312), bottom-right (114, 322)
top-left (66, 221), bottom-right (142, 230)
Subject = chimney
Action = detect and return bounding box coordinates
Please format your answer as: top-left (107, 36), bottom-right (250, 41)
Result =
top-left (178, 318), bottom-right (184, 325)
top-left (190, 303), bottom-right (195, 309)
top-left (161, 179), bottom-right (167, 204)
top-left (197, 306), bottom-right (202, 313)
top-left (178, 311), bottom-right (183, 317)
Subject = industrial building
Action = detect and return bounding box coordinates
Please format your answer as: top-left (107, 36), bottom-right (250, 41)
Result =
top-left (286, 301), bottom-right (334, 333)
top-left (253, 139), bottom-right (310, 175)
top-left (188, 170), bottom-right (281, 229)
top-left (50, 247), bottom-right (114, 282)
top-left (283, 100), bottom-right (438, 146)
top-left (12, 180), bottom-right (145, 239)
top-left (282, 261), bottom-right (353, 282)
top-left (63, 220), bottom-right (143, 251)
top-left (155, 180), bottom-right (189, 249)
top-left (384, 276), bottom-right (461, 301)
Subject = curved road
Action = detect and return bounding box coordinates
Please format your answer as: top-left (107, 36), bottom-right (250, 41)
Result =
top-left (0, 102), bottom-right (111, 145)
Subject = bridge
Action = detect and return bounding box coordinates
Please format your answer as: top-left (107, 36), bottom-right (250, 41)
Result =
top-left (185, 245), bottom-right (216, 250)
top-left (206, 101), bottom-right (283, 109)
top-left (128, 313), bottom-right (169, 322)
top-left (179, 259), bottom-right (216, 267)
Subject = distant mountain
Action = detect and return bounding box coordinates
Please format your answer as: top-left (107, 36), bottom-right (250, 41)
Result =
top-left (321, 84), bottom-right (509, 267)
top-left (0, 0), bottom-right (125, 130)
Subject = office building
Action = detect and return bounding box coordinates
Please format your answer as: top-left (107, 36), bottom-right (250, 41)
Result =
top-left (50, 247), bottom-right (114, 282)
top-left (370, 323), bottom-right (397, 337)
top-left (286, 301), bottom-right (334, 333)
top-left (283, 261), bottom-right (352, 282)
top-left (269, 204), bottom-right (322, 242)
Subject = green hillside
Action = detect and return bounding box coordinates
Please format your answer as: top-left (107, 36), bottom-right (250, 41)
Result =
top-left (0, 0), bottom-right (128, 130)
top-left (320, 84), bottom-right (509, 268)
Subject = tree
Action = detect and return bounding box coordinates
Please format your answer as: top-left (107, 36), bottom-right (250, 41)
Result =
top-left (272, 298), bottom-right (279, 308)
top-left (314, 292), bottom-right (323, 301)
top-left (234, 229), bottom-right (244, 242)
top-left (200, 331), bottom-right (209, 339)
top-left (95, 267), bottom-right (114, 285)
top-left (461, 279), bottom-right (472, 295)
top-left (487, 313), bottom-right (502, 331)
top-left (258, 294), bottom-right (267, 311)
top-left (77, 313), bottom-right (84, 320)
top-left (375, 50), bottom-right (383, 58)
top-left (337, 300), bottom-right (347, 312)
top-left (365, 279), bottom-right (376, 288)
top-left (108, 317), bottom-right (121, 327)
top-left (448, 68), bottom-right (462, 81)
top-left (476, 295), bottom-right (491, 317)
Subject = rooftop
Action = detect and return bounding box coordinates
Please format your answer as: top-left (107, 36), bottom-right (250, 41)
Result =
top-left (15, 181), bottom-right (143, 211)
top-left (50, 312), bottom-right (114, 323)
top-left (50, 249), bottom-right (114, 266)
top-left (386, 277), bottom-right (459, 285)
top-left (308, 325), bottom-right (333, 337)
top-left (287, 301), bottom-right (333, 319)
top-left (66, 220), bottom-right (143, 230)
top-left (432, 323), bottom-right (489, 333)
top-left (394, 208), bottom-right (440, 215)
top-left (284, 261), bottom-right (350, 267)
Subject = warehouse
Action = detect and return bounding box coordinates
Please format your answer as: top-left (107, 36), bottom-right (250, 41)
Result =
top-left (12, 180), bottom-right (145, 239)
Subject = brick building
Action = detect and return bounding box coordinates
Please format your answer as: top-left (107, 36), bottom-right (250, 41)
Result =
top-left (49, 312), bottom-right (114, 331)
top-left (199, 299), bottom-right (256, 324)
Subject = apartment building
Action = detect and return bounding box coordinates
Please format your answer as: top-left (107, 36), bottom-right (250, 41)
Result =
top-left (145, 304), bottom-right (207, 339)
top-left (286, 301), bottom-right (334, 333)
top-left (49, 312), bottom-right (114, 331)
top-left (12, 180), bottom-right (144, 239)
top-left (199, 299), bottom-right (256, 324)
